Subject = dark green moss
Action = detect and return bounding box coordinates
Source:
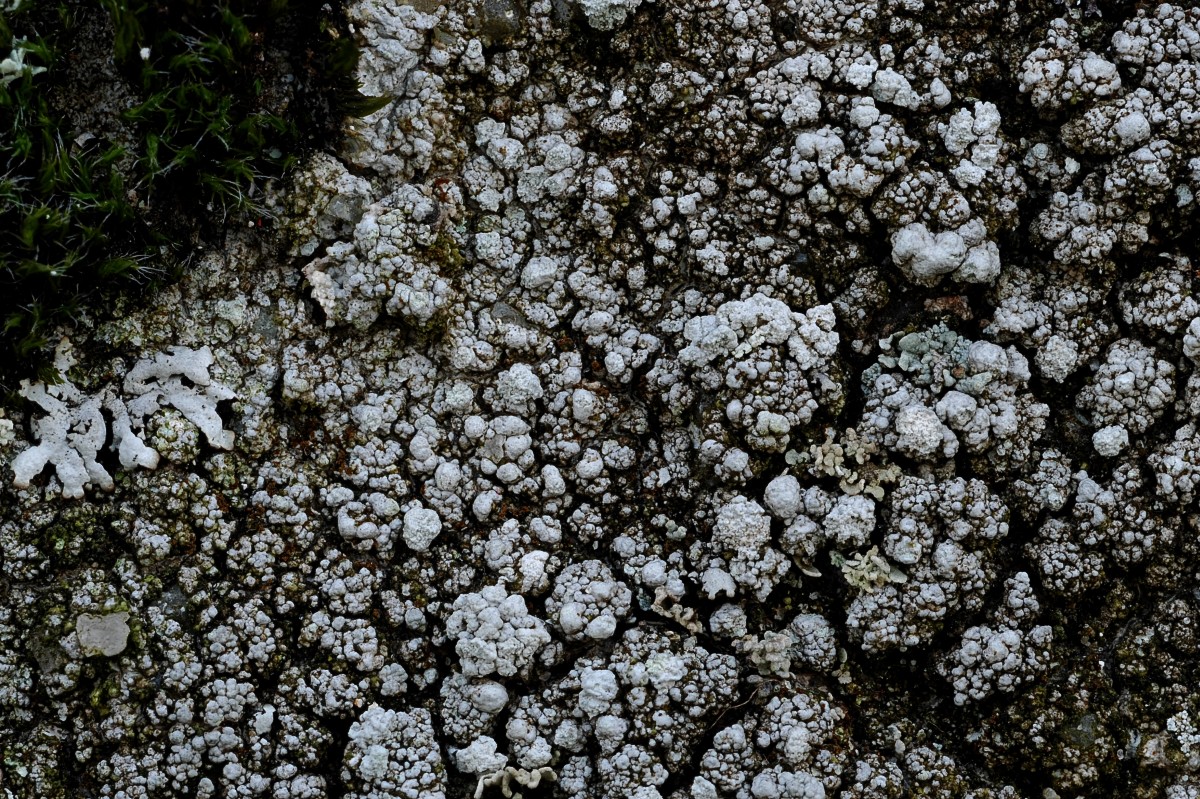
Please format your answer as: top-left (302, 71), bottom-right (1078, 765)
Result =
top-left (0, 0), bottom-right (388, 389)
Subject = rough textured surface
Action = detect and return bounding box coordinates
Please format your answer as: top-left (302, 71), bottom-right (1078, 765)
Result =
top-left (5, 1), bottom-right (1200, 798)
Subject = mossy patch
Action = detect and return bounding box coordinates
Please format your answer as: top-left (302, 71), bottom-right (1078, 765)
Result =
top-left (0, 0), bottom-right (388, 389)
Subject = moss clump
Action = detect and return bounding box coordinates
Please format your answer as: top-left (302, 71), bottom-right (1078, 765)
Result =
top-left (425, 229), bottom-right (467, 276)
top-left (0, 0), bottom-right (388, 388)
top-left (0, 4), bottom-right (146, 376)
top-left (40, 502), bottom-right (115, 567)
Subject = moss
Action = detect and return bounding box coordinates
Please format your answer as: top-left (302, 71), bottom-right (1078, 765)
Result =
top-left (40, 504), bottom-right (117, 567)
top-left (425, 229), bottom-right (467, 276)
top-left (0, 4), bottom-right (145, 378)
top-left (87, 670), bottom-right (123, 714)
top-left (0, 0), bottom-right (387, 387)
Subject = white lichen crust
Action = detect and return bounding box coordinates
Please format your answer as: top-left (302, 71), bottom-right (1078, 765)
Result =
top-left (6, 1), bottom-right (1200, 798)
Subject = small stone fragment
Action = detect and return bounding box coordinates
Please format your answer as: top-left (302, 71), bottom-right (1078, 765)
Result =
top-left (76, 612), bottom-right (131, 658)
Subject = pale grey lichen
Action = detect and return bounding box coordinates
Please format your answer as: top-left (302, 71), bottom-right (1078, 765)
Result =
top-left (5, 1), bottom-right (1200, 797)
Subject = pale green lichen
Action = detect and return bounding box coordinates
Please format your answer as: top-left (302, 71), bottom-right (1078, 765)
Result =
top-left (831, 546), bottom-right (908, 592)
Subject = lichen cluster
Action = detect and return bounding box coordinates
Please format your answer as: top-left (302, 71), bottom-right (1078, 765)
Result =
top-left (5, 1), bottom-right (1200, 798)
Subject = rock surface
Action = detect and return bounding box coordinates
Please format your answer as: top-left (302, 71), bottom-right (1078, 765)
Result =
top-left (5, 1), bottom-right (1200, 798)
